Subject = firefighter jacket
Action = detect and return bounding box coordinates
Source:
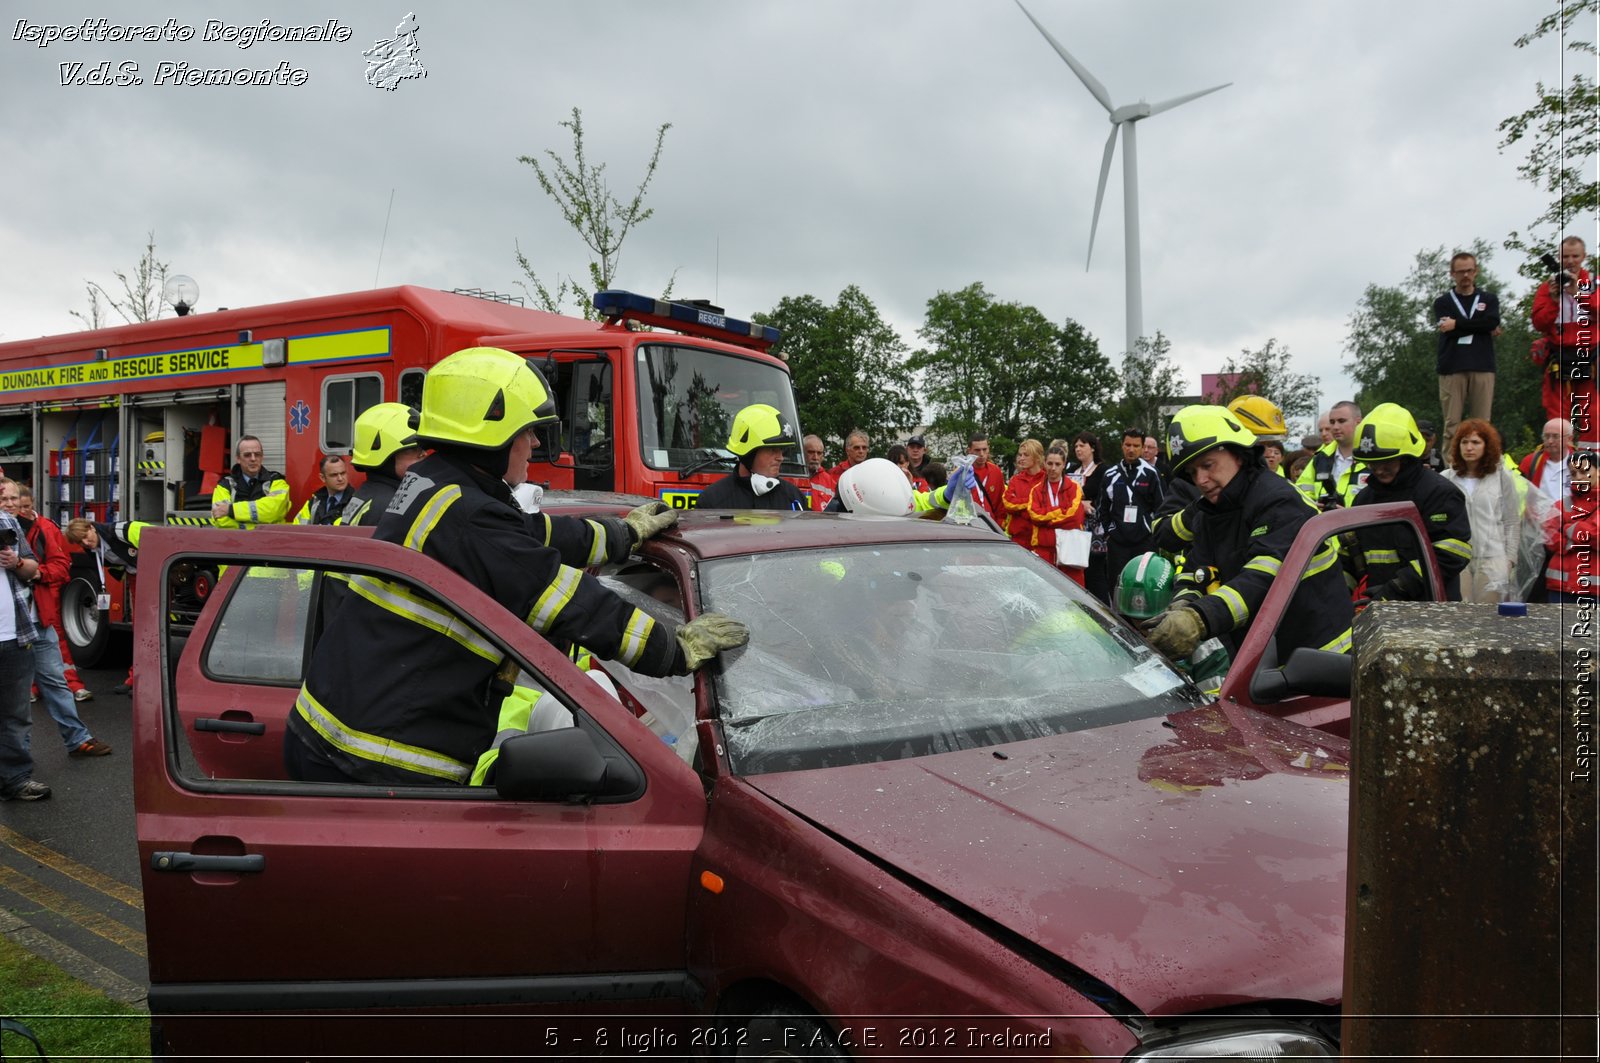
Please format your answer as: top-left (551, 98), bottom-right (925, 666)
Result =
top-left (90, 521), bottom-right (146, 578)
top-left (695, 471), bottom-right (807, 510)
top-left (339, 470), bottom-right (403, 527)
top-left (1294, 443), bottom-right (1365, 509)
top-left (1024, 475), bottom-right (1084, 563)
top-left (1544, 492), bottom-right (1599, 596)
top-left (1350, 460), bottom-right (1472, 601)
top-left (1002, 469), bottom-right (1043, 548)
top-left (292, 486), bottom-right (353, 526)
top-left (212, 464), bottom-right (291, 529)
top-left (1151, 477), bottom-right (1202, 555)
top-left (1173, 464), bottom-right (1352, 658)
top-left (286, 450), bottom-right (686, 786)
top-left (19, 514), bottom-right (70, 628)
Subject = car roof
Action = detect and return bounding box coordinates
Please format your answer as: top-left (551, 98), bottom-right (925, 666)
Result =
top-left (654, 509), bottom-right (1007, 561)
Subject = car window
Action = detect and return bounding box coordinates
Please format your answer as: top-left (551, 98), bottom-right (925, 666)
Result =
top-left (203, 566), bottom-right (312, 685)
top-left (595, 568), bottom-right (698, 764)
top-left (701, 543), bottom-right (1200, 773)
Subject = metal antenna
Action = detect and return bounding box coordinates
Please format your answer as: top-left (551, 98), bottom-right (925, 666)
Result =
top-left (1015, 0), bottom-right (1229, 356)
top-left (374, 188), bottom-right (396, 288)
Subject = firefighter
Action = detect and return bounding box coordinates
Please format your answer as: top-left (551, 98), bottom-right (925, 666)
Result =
top-left (210, 435), bottom-right (291, 528)
top-left (283, 346), bottom-right (748, 786)
top-left (1295, 401), bottom-right (1365, 509)
top-left (338, 403), bottom-right (426, 527)
top-left (1346, 402), bottom-right (1472, 602)
top-left (695, 403), bottom-right (808, 510)
top-left (63, 517), bottom-right (152, 695)
top-left (1144, 406), bottom-right (1352, 662)
top-left (1117, 552), bottom-right (1230, 691)
top-left (1226, 395), bottom-right (1290, 477)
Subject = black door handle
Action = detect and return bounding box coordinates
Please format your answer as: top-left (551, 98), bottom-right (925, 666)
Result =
top-left (194, 718), bottom-right (267, 735)
top-left (150, 852), bottom-right (265, 873)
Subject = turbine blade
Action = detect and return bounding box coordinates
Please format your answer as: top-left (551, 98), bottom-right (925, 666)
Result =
top-left (1014, 0), bottom-right (1114, 113)
top-left (1086, 125), bottom-right (1119, 270)
top-left (1145, 82), bottom-right (1232, 118)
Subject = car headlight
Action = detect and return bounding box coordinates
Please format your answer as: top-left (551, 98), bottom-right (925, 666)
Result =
top-left (1127, 1023), bottom-right (1336, 1058)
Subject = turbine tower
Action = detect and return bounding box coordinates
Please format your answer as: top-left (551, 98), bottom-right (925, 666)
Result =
top-left (1015, 1), bottom-right (1229, 357)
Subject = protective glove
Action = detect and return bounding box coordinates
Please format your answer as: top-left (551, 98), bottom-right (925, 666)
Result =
top-left (1145, 605), bottom-right (1207, 660)
top-left (623, 501), bottom-right (679, 546)
top-left (676, 612), bottom-right (750, 671)
top-left (934, 465), bottom-right (980, 508)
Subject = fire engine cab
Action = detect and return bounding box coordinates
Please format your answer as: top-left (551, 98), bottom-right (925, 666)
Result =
top-left (0, 285), bottom-right (804, 664)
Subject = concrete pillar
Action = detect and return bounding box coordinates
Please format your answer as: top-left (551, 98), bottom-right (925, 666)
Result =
top-left (1343, 602), bottom-right (1596, 1058)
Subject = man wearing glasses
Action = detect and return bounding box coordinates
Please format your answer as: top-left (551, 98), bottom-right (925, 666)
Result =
top-left (1432, 251), bottom-right (1502, 449)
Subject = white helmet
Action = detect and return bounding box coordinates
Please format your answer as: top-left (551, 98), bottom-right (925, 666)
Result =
top-left (836, 458), bottom-right (914, 518)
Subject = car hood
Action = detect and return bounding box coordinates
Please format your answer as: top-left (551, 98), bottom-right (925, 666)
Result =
top-left (747, 702), bottom-right (1349, 1017)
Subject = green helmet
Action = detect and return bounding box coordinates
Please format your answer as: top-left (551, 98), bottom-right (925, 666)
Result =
top-left (1117, 552), bottom-right (1176, 620)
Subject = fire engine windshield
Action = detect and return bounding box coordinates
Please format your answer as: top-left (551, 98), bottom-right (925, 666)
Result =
top-left (637, 344), bottom-right (804, 475)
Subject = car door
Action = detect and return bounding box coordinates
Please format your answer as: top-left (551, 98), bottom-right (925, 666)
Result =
top-left (134, 526), bottom-right (709, 1056)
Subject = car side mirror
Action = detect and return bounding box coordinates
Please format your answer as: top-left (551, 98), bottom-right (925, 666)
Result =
top-left (494, 727), bottom-right (641, 801)
top-left (1251, 646), bottom-right (1353, 703)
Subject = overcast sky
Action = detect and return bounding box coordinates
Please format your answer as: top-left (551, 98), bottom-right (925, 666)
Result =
top-left (0, 1), bottom-right (1582, 428)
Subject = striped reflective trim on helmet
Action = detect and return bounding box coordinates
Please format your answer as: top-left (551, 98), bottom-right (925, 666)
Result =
top-left (346, 574), bottom-right (500, 663)
top-left (617, 609), bottom-right (657, 668)
top-left (1243, 555), bottom-right (1282, 578)
top-left (1216, 585), bottom-right (1250, 626)
top-left (1171, 508), bottom-right (1194, 542)
top-left (584, 520), bottom-right (609, 566)
top-left (1364, 548), bottom-right (1402, 565)
top-left (294, 686), bottom-right (471, 782)
top-left (527, 565), bottom-right (583, 633)
top-left (1435, 538), bottom-right (1472, 561)
top-left (1303, 541), bottom-right (1340, 579)
top-left (1320, 627), bottom-right (1353, 654)
top-left (404, 485), bottom-right (462, 552)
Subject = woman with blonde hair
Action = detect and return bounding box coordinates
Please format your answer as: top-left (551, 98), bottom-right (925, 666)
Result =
top-left (1002, 439), bottom-right (1045, 548)
top-left (1439, 418), bottom-right (1522, 602)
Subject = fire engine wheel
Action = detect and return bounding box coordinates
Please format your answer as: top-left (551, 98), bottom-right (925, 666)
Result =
top-left (735, 1008), bottom-right (847, 1061)
top-left (60, 576), bottom-right (111, 667)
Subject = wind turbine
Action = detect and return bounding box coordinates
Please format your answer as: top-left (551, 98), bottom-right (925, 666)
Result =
top-left (1015, 1), bottom-right (1230, 357)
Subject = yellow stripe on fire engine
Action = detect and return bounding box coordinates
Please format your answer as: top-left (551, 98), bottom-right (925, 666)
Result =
top-left (0, 328), bottom-right (391, 393)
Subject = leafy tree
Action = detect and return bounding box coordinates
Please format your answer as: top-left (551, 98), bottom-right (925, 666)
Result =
top-left (906, 282), bottom-right (1113, 463)
top-left (1342, 242), bottom-right (1543, 451)
top-left (1209, 338), bottom-right (1322, 433)
top-left (1111, 331), bottom-right (1187, 438)
top-left (515, 107), bottom-right (672, 319)
top-left (1499, 2), bottom-right (1599, 270)
top-left (70, 231), bottom-right (170, 328)
top-left (754, 285), bottom-right (921, 451)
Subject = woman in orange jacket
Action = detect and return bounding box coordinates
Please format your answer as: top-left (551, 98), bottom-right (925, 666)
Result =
top-left (1002, 439), bottom-right (1045, 548)
top-left (1544, 450), bottom-right (1597, 603)
top-left (1027, 446), bottom-right (1087, 585)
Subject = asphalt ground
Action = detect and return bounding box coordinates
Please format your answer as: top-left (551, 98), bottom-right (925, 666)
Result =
top-left (0, 659), bottom-right (148, 1007)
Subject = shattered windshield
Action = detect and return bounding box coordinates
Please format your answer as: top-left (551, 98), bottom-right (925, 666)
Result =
top-left (702, 543), bottom-right (1200, 774)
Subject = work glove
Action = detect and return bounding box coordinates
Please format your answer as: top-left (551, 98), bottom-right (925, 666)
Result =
top-left (623, 501), bottom-right (679, 546)
top-left (676, 612), bottom-right (750, 672)
top-left (1144, 605), bottom-right (1207, 660)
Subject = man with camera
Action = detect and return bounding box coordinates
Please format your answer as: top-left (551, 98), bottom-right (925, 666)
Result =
top-left (1532, 236), bottom-right (1600, 445)
top-left (1, 490), bottom-right (48, 800)
top-left (1432, 251), bottom-right (1501, 450)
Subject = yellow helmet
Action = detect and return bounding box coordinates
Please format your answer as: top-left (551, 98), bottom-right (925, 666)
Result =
top-left (417, 347), bottom-right (558, 450)
top-left (1226, 394), bottom-right (1287, 438)
top-left (1166, 405), bottom-right (1256, 476)
top-left (352, 402), bottom-right (421, 468)
top-left (726, 403), bottom-right (797, 458)
top-left (1353, 403), bottom-right (1424, 463)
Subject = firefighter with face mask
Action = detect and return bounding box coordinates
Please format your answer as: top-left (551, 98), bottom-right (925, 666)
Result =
top-left (1143, 406), bottom-right (1352, 663)
top-left (695, 404), bottom-right (808, 511)
top-left (284, 346), bottom-right (749, 785)
top-left (338, 402), bottom-right (427, 527)
top-left (1347, 402), bottom-right (1472, 602)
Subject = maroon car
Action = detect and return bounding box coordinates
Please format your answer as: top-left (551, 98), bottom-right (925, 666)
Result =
top-left (133, 505), bottom-right (1434, 1059)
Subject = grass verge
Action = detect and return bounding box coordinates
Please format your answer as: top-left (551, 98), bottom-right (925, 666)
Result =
top-left (0, 932), bottom-right (150, 1060)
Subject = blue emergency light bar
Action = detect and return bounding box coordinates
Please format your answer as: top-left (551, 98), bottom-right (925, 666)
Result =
top-left (592, 290), bottom-right (782, 350)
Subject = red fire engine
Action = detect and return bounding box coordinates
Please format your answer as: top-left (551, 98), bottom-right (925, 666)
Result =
top-left (0, 285), bottom-right (804, 663)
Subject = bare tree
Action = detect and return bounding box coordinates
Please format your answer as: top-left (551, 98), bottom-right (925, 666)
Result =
top-left (515, 108), bottom-right (672, 319)
top-left (69, 231), bottom-right (171, 328)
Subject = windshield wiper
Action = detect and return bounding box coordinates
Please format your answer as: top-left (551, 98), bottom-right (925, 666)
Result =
top-left (678, 450), bottom-right (736, 480)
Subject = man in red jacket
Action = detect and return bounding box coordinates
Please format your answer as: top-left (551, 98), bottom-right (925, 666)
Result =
top-left (966, 431), bottom-right (1005, 517)
top-left (826, 429), bottom-right (870, 481)
top-left (17, 485), bottom-right (91, 702)
top-left (1531, 235), bottom-right (1600, 450)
